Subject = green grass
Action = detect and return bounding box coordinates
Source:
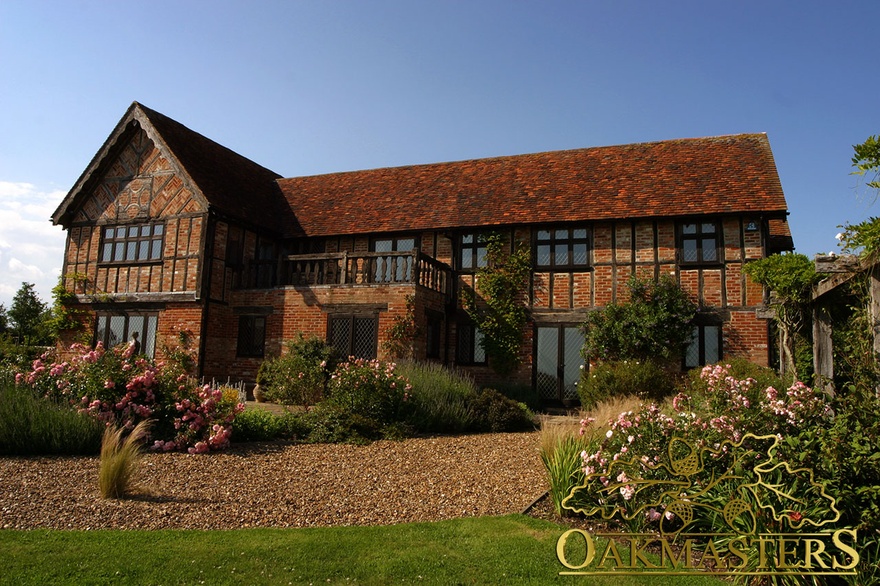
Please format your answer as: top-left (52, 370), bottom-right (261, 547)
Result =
top-left (0, 382), bottom-right (103, 455)
top-left (0, 515), bottom-right (726, 585)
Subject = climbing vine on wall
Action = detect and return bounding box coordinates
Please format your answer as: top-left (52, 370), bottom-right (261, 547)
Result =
top-left (461, 233), bottom-right (531, 377)
top-left (383, 294), bottom-right (420, 361)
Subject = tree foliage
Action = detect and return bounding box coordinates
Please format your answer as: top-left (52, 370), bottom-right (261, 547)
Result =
top-left (838, 216), bottom-right (880, 260)
top-left (852, 134), bottom-right (880, 191)
top-left (8, 282), bottom-right (49, 346)
top-left (743, 253), bottom-right (820, 380)
top-left (461, 233), bottom-right (531, 377)
top-left (581, 275), bottom-right (696, 363)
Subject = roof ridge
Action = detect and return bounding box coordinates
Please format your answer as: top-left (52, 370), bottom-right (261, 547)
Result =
top-left (277, 133), bottom-right (771, 182)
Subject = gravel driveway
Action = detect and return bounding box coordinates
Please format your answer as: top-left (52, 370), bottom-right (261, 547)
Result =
top-left (0, 432), bottom-right (545, 530)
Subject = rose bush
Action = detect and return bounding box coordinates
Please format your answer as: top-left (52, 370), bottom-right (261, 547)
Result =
top-left (16, 341), bottom-right (243, 453)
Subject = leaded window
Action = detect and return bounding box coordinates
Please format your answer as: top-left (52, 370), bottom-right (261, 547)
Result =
top-left (536, 227), bottom-right (589, 269)
top-left (328, 315), bottom-right (378, 360)
top-left (684, 324), bottom-right (722, 368)
top-left (237, 315), bottom-right (266, 357)
top-left (535, 325), bottom-right (584, 403)
top-left (680, 221), bottom-right (720, 264)
top-left (95, 313), bottom-right (158, 358)
top-left (99, 223), bottom-right (164, 263)
top-left (456, 321), bottom-right (486, 365)
top-left (459, 233), bottom-right (488, 270)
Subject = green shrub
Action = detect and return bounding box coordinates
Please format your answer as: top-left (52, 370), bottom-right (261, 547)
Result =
top-left (469, 388), bottom-right (535, 432)
top-left (0, 382), bottom-right (103, 455)
top-left (232, 408), bottom-right (283, 442)
top-left (396, 361), bottom-right (478, 433)
top-left (578, 359), bottom-right (678, 409)
top-left (232, 408), bottom-right (317, 442)
top-left (491, 381), bottom-right (541, 411)
top-left (581, 275), bottom-right (696, 363)
top-left (304, 404), bottom-right (384, 444)
top-left (259, 335), bottom-right (334, 406)
top-left (277, 411), bottom-right (314, 440)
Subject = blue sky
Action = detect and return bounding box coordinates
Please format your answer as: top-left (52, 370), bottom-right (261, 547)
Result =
top-left (1, 0), bottom-right (878, 308)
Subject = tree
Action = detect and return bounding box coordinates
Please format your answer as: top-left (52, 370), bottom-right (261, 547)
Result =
top-left (852, 134), bottom-right (880, 191)
top-left (743, 253), bottom-right (820, 380)
top-left (8, 282), bottom-right (49, 346)
top-left (0, 303), bottom-right (8, 335)
top-left (581, 275), bottom-right (696, 363)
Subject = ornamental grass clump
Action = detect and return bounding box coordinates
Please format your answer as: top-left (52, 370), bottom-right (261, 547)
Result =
top-left (539, 414), bottom-right (601, 517)
top-left (99, 419), bottom-right (151, 499)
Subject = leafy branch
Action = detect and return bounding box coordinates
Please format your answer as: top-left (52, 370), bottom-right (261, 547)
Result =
top-left (461, 233), bottom-right (531, 377)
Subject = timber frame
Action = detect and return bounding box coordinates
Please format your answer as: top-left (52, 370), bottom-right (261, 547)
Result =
top-left (51, 102), bottom-right (794, 405)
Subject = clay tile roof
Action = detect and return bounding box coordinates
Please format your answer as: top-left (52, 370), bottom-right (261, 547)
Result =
top-left (136, 104), bottom-right (298, 235)
top-left (276, 134), bottom-right (788, 238)
top-left (53, 103), bottom-right (298, 234)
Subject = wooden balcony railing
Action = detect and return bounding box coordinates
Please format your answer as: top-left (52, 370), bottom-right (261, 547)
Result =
top-left (242, 251), bottom-right (452, 296)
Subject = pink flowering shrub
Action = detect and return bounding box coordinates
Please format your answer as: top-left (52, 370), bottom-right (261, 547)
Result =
top-left (326, 357), bottom-right (412, 423)
top-left (16, 342), bottom-right (243, 453)
top-left (561, 363), bottom-right (833, 533)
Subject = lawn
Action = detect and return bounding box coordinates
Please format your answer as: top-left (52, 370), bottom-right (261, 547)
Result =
top-left (1, 515), bottom-right (726, 585)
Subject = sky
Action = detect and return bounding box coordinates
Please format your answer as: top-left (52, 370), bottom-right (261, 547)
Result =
top-left (1, 0), bottom-right (878, 309)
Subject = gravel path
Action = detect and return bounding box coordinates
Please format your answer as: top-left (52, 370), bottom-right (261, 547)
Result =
top-left (0, 432), bottom-right (545, 530)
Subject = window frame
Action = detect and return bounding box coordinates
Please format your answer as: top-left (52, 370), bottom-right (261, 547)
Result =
top-left (534, 226), bottom-right (591, 270)
top-left (94, 312), bottom-right (158, 358)
top-left (456, 320), bottom-right (487, 366)
top-left (684, 322), bottom-right (723, 369)
top-left (679, 220), bottom-right (721, 265)
top-left (236, 314), bottom-right (267, 358)
top-left (425, 311), bottom-right (443, 360)
top-left (327, 314), bottom-right (379, 360)
top-left (371, 235), bottom-right (419, 282)
top-left (98, 222), bottom-right (165, 265)
top-left (458, 232), bottom-right (488, 272)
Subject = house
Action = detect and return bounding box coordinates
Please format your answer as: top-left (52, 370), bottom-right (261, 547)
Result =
top-left (51, 102), bottom-right (793, 405)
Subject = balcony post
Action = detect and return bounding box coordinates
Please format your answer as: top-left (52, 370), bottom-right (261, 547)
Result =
top-left (341, 251), bottom-right (348, 285)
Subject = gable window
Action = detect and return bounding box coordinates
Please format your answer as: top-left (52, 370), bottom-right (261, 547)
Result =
top-left (95, 313), bottom-right (158, 358)
top-left (680, 222), bottom-right (719, 264)
top-left (99, 223), bottom-right (164, 263)
top-left (372, 236), bottom-right (417, 282)
top-left (328, 315), bottom-right (378, 360)
top-left (456, 321), bottom-right (486, 365)
top-left (237, 315), bottom-right (266, 357)
top-left (460, 233), bottom-right (488, 270)
top-left (536, 227), bottom-right (590, 269)
top-left (684, 323), bottom-right (722, 368)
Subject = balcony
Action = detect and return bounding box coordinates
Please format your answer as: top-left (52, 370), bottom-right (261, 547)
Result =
top-left (242, 251), bottom-right (453, 297)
